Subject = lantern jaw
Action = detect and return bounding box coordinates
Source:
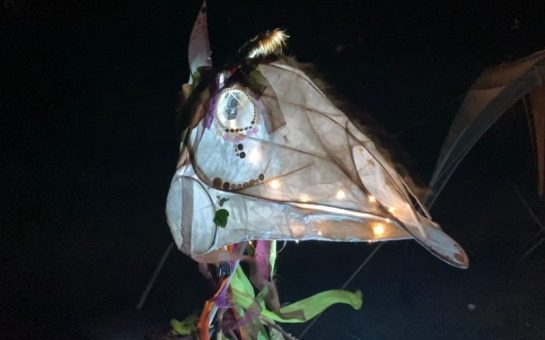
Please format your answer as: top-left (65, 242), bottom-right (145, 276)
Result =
top-left (166, 60), bottom-right (469, 269)
top-left (166, 163), bottom-right (411, 259)
top-left (166, 162), bottom-right (467, 268)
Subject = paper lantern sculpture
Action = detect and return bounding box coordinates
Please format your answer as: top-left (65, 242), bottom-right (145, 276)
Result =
top-left (165, 2), bottom-right (468, 338)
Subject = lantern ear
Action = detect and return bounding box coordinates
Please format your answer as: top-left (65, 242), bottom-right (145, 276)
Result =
top-left (187, 1), bottom-right (212, 83)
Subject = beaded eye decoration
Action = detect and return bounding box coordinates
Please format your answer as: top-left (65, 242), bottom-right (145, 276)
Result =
top-left (214, 88), bottom-right (259, 142)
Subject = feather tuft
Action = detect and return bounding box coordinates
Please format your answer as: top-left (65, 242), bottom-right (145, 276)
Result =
top-left (239, 29), bottom-right (289, 59)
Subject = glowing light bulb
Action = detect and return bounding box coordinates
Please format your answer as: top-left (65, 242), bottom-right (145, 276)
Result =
top-left (295, 240), bottom-right (299, 244)
top-left (336, 190), bottom-right (346, 199)
top-left (318, 230), bottom-right (323, 236)
top-left (372, 223), bottom-right (385, 237)
top-left (269, 179), bottom-right (281, 189)
top-left (368, 195), bottom-right (376, 203)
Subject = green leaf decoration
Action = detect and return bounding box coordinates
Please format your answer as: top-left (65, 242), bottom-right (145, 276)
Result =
top-left (214, 208), bottom-right (230, 228)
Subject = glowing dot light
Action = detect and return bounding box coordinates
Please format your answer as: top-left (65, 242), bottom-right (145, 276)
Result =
top-left (269, 179), bottom-right (281, 189)
top-left (318, 230), bottom-right (323, 236)
top-left (388, 206), bottom-right (396, 213)
top-left (368, 195), bottom-right (376, 203)
top-left (336, 190), bottom-right (346, 199)
top-left (300, 194), bottom-right (310, 202)
top-left (295, 240), bottom-right (299, 244)
top-left (372, 223), bottom-right (386, 237)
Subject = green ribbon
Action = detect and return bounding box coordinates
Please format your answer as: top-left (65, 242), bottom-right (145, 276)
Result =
top-left (172, 240), bottom-right (363, 337)
top-left (170, 313), bottom-right (198, 336)
top-left (229, 240), bottom-right (363, 324)
top-left (230, 266), bottom-right (362, 323)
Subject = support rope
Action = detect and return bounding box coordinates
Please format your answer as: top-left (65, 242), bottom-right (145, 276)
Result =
top-left (299, 242), bottom-right (384, 339)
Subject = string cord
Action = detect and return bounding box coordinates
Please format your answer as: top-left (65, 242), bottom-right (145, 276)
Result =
top-left (299, 242), bottom-right (384, 339)
top-left (394, 93), bottom-right (465, 137)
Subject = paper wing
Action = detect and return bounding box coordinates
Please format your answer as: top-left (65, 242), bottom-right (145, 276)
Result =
top-left (430, 49), bottom-right (545, 203)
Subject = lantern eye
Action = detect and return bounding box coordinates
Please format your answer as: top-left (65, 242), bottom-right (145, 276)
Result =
top-left (215, 88), bottom-right (256, 133)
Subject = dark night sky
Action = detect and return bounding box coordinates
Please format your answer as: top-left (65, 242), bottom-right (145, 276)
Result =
top-left (2, 1), bottom-right (545, 339)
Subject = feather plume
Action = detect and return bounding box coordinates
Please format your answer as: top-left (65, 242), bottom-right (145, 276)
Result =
top-left (239, 29), bottom-right (289, 59)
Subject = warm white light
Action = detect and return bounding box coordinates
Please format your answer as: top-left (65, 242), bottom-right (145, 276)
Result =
top-left (372, 223), bottom-right (385, 237)
top-left (300, 194), bottom-right (311, 202)
top-left (368, 195), bottom-right (376, 203)
top-left (269, 179), bottom-right (281, 189)
top-left (318, 230), bottom-right (323, 236)
top-left (388, 206), bottom-right (396, 213)
top-left (335, 190), bottom-right (346, 200)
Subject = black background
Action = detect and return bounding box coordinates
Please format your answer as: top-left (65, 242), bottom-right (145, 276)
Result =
top-left (2, 1), bottom-right (545, 338)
